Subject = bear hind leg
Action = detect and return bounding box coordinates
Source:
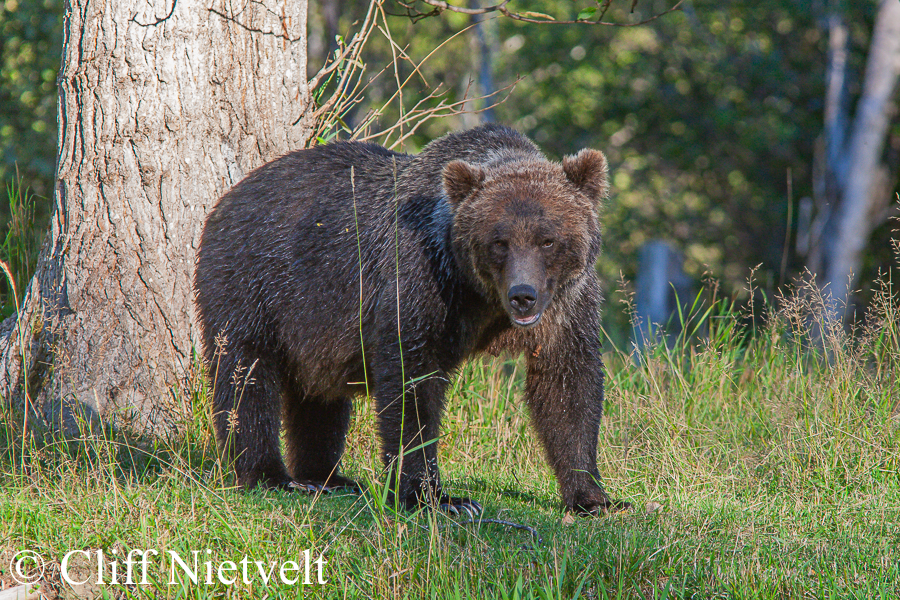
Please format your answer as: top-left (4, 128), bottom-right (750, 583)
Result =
top-left (211, 351), bottom-right (292, 490)
top-left (283, 394), bottom-right (360, 493)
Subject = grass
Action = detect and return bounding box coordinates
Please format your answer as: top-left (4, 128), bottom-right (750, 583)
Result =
top-left (1, 268), bottom-right (897, 599)
top-left (0, 173), bottom-right (42, 319)
top-left (0, 170), bottom-right (897, 597)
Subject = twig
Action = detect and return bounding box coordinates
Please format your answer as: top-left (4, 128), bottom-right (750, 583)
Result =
top-left (597, 0), bottom-right (615, 23)
top-left (350, 16), bottom-right (517, 147)
top-left (207, 7), bottom-right (303, 41)
top-left (457, 517), bottom-right (544, 546)
top-left (309, 0), bottom-right (379, 91)
top-left (396, 0), bottom-right (685, 27)
top-left (304, 0), bottom-right (381, 131)
top-left (307, 0), bottom-right (521, 147)
top-left (361, 77), bottom-right (520, 150)
top-left (400, 0), bottom-right (512, 17)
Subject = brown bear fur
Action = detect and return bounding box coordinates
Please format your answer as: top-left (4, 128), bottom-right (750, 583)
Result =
top-left (194, 124), bottom-right (618, 514)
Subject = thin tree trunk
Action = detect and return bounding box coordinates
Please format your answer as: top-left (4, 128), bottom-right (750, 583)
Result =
top-left (1, 0), bottom-right (313, 433)
top-left (814, 0), bottom-right (900, 319)
top-left (460, 0), bottom-right (497, 129)
top-left (471, 0), bottom-right (497, 123)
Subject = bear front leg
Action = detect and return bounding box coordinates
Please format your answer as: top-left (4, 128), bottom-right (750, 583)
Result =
top-left (525, 337), bottom-right (621, 515)
top-left (374, 363), bottom-right (481, 515)
top-left (283, 394), bottom-right (360, 493)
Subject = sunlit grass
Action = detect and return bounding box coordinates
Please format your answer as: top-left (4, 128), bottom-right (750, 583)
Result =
top-left (1, 263), bottom-right (898, 598)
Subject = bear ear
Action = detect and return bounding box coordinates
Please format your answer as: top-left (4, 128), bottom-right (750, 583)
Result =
top-left (562, 149), bottom-right (609, 206)
top-left (443, 160), bottom-right (486, 207)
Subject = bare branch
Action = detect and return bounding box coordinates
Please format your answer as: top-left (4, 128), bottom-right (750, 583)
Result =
top-left (309, 0), bottom-right (379, 91)
top-left (307, 0), bottom-right (520, 148)
top-left (597, 0), bottom-right (615, 23)
top-left (397, 0), bottom-right (511, 16)
top-left (302, 0), bottom-right (382, 133)
top-left (357, 77), bottom-right (521, 149)
top-left (395, 0), bottom-right (685, 27)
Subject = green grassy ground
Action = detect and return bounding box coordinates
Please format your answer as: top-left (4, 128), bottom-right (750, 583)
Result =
top-left (1, 276), bottom-right (898, 599)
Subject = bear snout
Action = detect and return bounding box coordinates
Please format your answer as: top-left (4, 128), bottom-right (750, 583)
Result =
top-left (501, 253), bottom-right (549, 327)
top-left (508, 284), bottom-right (537, 313)
top-left (506, 284), bottom-right (544, 327)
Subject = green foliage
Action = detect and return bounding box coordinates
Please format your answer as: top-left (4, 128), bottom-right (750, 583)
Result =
top-left (5, 0), bottom-right (898, 321)
top-left (0, 0), bottom-right (63, 201)
top-left (0, 0), bottom-right (60, 273)
top-left (2, 3), bottom-right (898, 596)
top-left (348, 1), bottom-right (897, 310)
top-left (0, 174), bottom-right (42, 318)
top-left (497, 1), bottom-right (838, 293)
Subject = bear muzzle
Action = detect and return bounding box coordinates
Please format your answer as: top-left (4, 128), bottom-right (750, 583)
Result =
top-left (507, 284), bottom-right (544, 327)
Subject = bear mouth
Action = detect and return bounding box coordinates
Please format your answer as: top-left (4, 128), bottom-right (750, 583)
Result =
top-left (512, 313), bottom-right (542, 327)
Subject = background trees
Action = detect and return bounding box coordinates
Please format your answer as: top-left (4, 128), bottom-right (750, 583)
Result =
top-left (810, 0), bottom-right (900, 322)
top-left (0, 0), bottom-right (62, 202)
top-left (325, 0), bottom-right (899, 326)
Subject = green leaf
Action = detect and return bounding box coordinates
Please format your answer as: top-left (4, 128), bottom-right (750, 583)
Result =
top-left (577, 6), bottom-right (598, 20)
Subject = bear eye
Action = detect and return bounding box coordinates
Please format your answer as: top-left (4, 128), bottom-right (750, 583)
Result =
top-left (542, 239), bottom-right (555, 248)
top-left (494, 240), bottom-right (508, 249)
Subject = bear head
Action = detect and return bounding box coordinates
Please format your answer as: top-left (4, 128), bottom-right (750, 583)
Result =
top-left (444, 149), bottom-right (608, 328)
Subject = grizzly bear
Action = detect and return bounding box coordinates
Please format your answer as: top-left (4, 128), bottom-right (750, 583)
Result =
top-left (195, 124), bottom-right (618, 515)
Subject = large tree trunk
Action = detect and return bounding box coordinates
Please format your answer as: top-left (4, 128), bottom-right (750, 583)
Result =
top-left (0, 0), bottom-right (313, 432)
top-left (808, 0), bottom-right (900, 321)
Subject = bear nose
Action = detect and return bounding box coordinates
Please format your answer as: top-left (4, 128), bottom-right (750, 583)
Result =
top-left (508, 284), bottom-right (537, 313)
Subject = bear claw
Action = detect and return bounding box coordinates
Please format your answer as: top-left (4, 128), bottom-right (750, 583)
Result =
top-left (573, 498), bottom-right (632, 516)
top-left (288, 481), bottom-right (325, 493)
top-left (286, 478), bottom-right (361, 495)
top-left (438, 496), bottom-right (483, 517)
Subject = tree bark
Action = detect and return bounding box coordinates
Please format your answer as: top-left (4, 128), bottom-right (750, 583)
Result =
top-left (811, 0), bottom-right (900, 320)
top-left (0, 0), bottom-right (313, 432)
